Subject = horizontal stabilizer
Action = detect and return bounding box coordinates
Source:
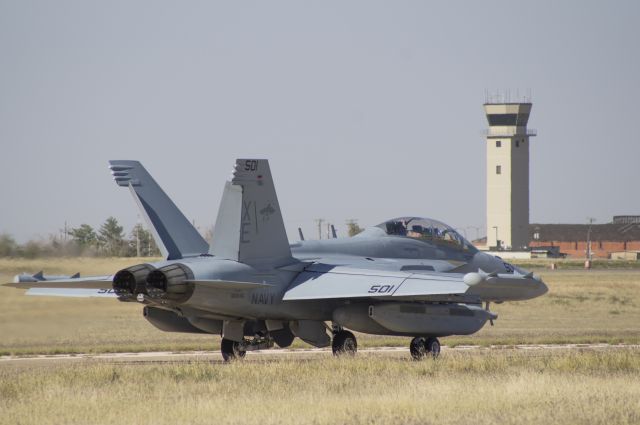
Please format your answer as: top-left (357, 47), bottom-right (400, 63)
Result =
top-left (14, 271), bottom-right (83, 283)
top-left (5, 276), bottom-right (113, 290)
top-left (25, 288), bottom-right (117, 298)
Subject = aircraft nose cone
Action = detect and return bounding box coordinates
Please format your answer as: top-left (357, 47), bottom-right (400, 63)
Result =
top-left (534, 279), bottom-right (549, 298)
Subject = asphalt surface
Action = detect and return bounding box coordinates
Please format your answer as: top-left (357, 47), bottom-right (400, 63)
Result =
top-left (1, 343), bottom-right (638, 367)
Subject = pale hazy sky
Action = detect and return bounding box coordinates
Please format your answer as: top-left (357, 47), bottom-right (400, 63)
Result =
top-left (1, 1), bottom-right (639, 243)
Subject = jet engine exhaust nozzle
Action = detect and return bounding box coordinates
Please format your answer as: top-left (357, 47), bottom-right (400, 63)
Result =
top-left (112, 264), bottom-right (155, 301)
top-left (145, 263), bottom-right (194, 302)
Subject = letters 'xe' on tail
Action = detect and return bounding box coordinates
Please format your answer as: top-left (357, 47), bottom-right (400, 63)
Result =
top-left (210, 159), bottom-right (293, 266)
top-left (109, 160), bottom-right (209, 260)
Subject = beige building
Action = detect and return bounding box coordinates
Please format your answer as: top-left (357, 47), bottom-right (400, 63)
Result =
top-left (484, 102), bottom-right (535, 250)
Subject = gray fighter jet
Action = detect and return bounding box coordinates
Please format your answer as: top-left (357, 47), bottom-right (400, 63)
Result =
top-left (7, 159), bottom-right (547, 360)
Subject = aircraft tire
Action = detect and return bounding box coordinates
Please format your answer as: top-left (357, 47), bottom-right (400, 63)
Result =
top-left (220, 338), bottom-right (246, 361)
top-left (410, 337), bottom-right (440, 360)
top-left (409, 337), bottom-right (427, 360)
top-left (332, 330), bottom-right (357, 356)
top-left (426, 337), bottom-right (441, 358)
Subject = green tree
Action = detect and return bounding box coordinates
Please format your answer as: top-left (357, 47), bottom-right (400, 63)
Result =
top-left (0, 233), bottom-right (17, 257)
top-left (17, 240), bottom-right (42, 259)
top-left (69, 224), bottom-right (97, 248)
top-left (128, 223), bottom-right (161, 257)
top-left (98, 217), bottom-right (125, 256)
top-left (346, 220), bottom-right (363, 237)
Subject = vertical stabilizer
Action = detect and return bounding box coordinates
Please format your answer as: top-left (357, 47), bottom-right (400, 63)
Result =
top-left (109, 160), bottom-right (209, 260)
top-left (209, 159), bottom-right (293, 266)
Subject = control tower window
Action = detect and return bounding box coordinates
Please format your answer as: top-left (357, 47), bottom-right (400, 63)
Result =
top-left (496, 140), bottom-right (501, 148)
top-left (487, 113), bottom-right (518, 126)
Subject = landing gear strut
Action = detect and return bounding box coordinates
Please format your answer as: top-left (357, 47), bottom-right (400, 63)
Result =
top-left (332, 330), bottom-right (357, 356)
top-left (221, 338), bottom-right (247, 361)
top-left (410, 337), bottom-right (440, 360)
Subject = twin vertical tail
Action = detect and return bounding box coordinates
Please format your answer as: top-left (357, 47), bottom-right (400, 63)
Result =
top-left (109, 160), bottom-right (209, 260)
top-left (109, 158), bottom-right (293, 267)
top-left (209, 159), bottom-right (294, 266)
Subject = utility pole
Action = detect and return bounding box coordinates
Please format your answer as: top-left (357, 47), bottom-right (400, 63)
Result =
top-left (466, 226), bottom-right (481, 241)
top-left (136, 223), bottom-right (141, 258)
top-left (315, 219), bottom-right (324, 240)
top-left (586, 217), bottom-right (595, 268)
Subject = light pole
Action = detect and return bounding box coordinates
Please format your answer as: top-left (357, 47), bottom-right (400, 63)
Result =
top-left (493, 226), bottom-right (499, 250)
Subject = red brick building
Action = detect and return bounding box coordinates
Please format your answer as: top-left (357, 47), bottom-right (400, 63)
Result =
top-left (529, 216), bottom-right (640, 258)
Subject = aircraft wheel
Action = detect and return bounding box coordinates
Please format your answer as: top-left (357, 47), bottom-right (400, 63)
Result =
top-left (332, 330), bottom-right (357, 356)
top-left (425, 337), bottom-right (441, 358)
top-left (221, 338), bottom-right (246, 361)
top-left (410, 337), bottom-right (427, 360)
top-left (410, 337), bottom-right (440, 360)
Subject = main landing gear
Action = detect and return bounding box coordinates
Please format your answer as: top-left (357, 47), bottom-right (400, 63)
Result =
top-left (332, 329), bottom-right (358, 356)
top-left (222, 331), bottom-right (440, 361)
top-left (409, 336), bottom-right (441, 360)
top-left (221, 334), bottom-right (276, 361)
top-left (330, 329), bottom-right (440, 360)
top-left (220, 338), bottom-right (247, 361)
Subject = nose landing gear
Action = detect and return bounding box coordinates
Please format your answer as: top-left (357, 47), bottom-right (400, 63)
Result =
top-left (410, 336), bottom-right (440, 360)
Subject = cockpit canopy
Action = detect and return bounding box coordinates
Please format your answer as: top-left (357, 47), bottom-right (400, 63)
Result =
top-left (376, 217), bottom-right (477, 254)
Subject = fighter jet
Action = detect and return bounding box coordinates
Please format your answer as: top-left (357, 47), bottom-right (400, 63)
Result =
top-left (6, 159), bottom-right (548, 361)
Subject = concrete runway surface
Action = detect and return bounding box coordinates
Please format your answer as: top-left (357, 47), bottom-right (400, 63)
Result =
top-left (1, 344), bottom-right (638, 367)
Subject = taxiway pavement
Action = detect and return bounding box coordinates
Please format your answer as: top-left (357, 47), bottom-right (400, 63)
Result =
top-left (1, 343), bottom-right (637, 368)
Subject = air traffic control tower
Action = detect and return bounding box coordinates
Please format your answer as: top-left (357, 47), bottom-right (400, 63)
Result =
top-left (484, 100), bottom-right (536, 250)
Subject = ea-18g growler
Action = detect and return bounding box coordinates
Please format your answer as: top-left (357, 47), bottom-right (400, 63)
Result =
top-left (7, 159), bottom-right (547, 361)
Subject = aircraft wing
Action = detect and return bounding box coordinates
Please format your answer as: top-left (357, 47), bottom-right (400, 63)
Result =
top-left (283, 264), bottom-right (469, 302)
top-left (283, 263), bottom-right (546, 302)
top-left (4, 276), bottom-right (116, 298)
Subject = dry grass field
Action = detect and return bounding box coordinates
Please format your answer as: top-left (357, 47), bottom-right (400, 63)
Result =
top-left (0, 257), bottom-right (639, 355)
top-left (1, 350), bottom-right (639, 425)
top-left (1, 258), bottom-right (640, 425)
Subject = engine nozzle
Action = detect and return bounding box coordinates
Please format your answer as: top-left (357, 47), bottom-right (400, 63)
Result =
top-left (112, 264), bottom-right (155, 301)
top-left (145, 263), bottom-right (194, 303)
